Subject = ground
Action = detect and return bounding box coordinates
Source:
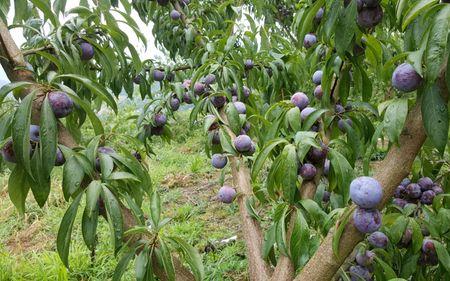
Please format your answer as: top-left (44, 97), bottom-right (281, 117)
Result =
top-left (0, 110), bottom-right (248, 281)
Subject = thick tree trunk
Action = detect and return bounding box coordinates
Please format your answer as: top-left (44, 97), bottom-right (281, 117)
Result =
top-left (230, 157), bottom-right (272, 281)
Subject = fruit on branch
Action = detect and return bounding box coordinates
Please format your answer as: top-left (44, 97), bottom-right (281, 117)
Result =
top-left (348, 265), bottom-right (372, 281)
top-left (233, 135), bottom-right (253, 153)
top-left (338, 118), bottom-right (353, 131)
top-left (154, 113), bottom-right (167, 127)
top-left (335, 104), bottom-right (345, 114)
top-left (355, 250), bottom-right (375, 266)
top-left (314, 85), bottom-right (323, 100)
top-left (1, 140), bottom-right (16, 163)
top-left (170, 97), bottom-right (181, 111)
top-left (218, 185), bottom-right (236, 203)
top-left (350, 176), bottom-right (383, 209)
top-left (362, 0), bottom-right (380, 8)
top-left (301, 107), bottom-right (316, 121)
top-left (367, 231), bottom-right (388, 248)
top-left (353, 207), bottom-right (381, 233)
top-left (420, 190), bottom-right (436, 205)
top-left (244, 59), bottom-right (254, 70)
top-left (212, 96), bottom-right (226, 108)
top-left (211, 154), bottom-right (227, 169)
top-left (242, 122), bottom-right (251, 135)
top-left (48, 91), bottom-right (74, 118)
top-left (405, 183), bottom-right (422, 199)
top-left (80, 42), bottom-right (94, 61)
top-left (391, 63), bottom-right (423, 92)
top-left (307, 145), bottom-right (328, 164)
top-left (432, 184), bottom-right (443, 195)
top-left (357, 5), bottom-right (383, 29)
top-left (170, 10), bottom-right (181, 20)
top-left (203, 74), bottom-right (216, 85)
top-left (420, 239), bottom-right (438, 266)
top-left (30, 125), bottom-right (40, 142)
top-left (157, 0), bottom-right (169, 6)
top-left (312, 70), bottom-right (323, 85)
top-left (314, 7), bottom-right (324, 23)
top-left (95, 146), bottom-right (116, 171)
top-left (182, 93), bottom-right (193, 104)
top-left (132, 151), bottom-right (142, 162)
top-left (323, 191), bottom-right (331, 202)
top-left (194, 82), bottom-right (205, 95)
top-left (133, 75), bottom-right (142, 84)
top-left (400, 228), bottom-right (413, 247)
top-left (182, 79), bottom-right (191, 89)
top-left (299, 163), bottom-right (317, 180)
top-left (180, 0), bottom-right (190, 6)
top-left (417, 177), bottom-right (433, 191)
top-left (290, 92), bottom-right (309, 110)
top-left (233, 101), bottom-right (247, 114)
top-left (303, 33), bottom-right (317, 49)
top-left (242, 86), bottom-right (251, 99)
top-left (55, 148), bottom-right (65, 166)
top-left (211, 130), bottom-right (221, 145)
top-left (153, 69), bottom-right (165, 81)
top-left (400, 177), bottom-right (411, 186)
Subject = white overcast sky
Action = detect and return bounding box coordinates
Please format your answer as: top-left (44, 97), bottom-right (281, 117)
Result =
top-left (0, 1), bottom-right (163, 83)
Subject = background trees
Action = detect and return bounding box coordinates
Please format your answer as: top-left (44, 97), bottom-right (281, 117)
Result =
top-left (0, 0), bottom-right (449, 280)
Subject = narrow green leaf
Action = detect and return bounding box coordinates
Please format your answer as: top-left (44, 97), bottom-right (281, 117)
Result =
top-left (40, 97), bottom-right (57, 177)
top-left (8, 164), bottom-right (30, 215)
top-left (62, 156), bottom-right (85, 201)
top-left (102, 186), bottom-right (123, 253)
top-left (0, 81), bottom-right (32, 105)
top-left (384, 98), bottom-right (408, 144)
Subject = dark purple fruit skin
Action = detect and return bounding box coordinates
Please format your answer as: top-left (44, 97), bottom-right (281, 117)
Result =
top-left (203, 74), bottom-right (216, 85)
top-left (233, 101), bottom-right (247, 114)
top-left (418, 177), bottom-right (434, 191)
top-left (218, 185), bottom-right (236, 203)
top-left (157, 0), bottom-right (169, 5)
top-left (211, 130), bottom-right (221, 145)
top-left (95, 147), bottom-right (116, 171)
top-left (48, 91), bottom-right (74, 118)
top-left (30, 125), bottom-right (40, 142)
top-left (55, 148), bottom-right (65, 166)
top-left (242, 86), bottom-right (251, 99)
top-left (314, 7), bottom-right (324, 23)
top-left (392, 63), bottom-right (422, 92)
top-left (153, 69), bottom-right (165, 81)
top-left (170, 9), bottom-right (181, 20)
top-left (299, 163), bottom-right (317, 180)
top-left (291, 92), bottom-right (309, 110)
top-left (422, 239), bottom-right (436, 254)
top-left (357, 5), bottom-right (383, 29)
top-left (182, 93), bottom-right (193, 104)
top-left (353, 207), bottom-right (382, 233)
top-left (356, 250), bottom-right (375, 266)
top-left (80, 42), bottom-right (94, 61)
top-left (133, 75), bottom-right (141, 84)
top-left (400, 228), bottom-right (412, 247)
top-left (323, 159), bottom-right (330, 176)
top-left (432, 184), bottom-right (443, 195)
top-left (1, 139), bottom-right (16, 163)
top-left (242, 122), bottom-right (251, 134)
top-left (301, 107), bottom-right (316, 121)
top-left (400, 178), bottom-right (411, 187)
top-left (312, 70), bottom-right (323, 85)
top-left (233, 135), bottom-right (252, 153)
top-left (350, 176), bottom-right (383, 209)
top-left (420, 190), bottom-right (436, 205)
top-left (367, 231), bottom-right (388, 248)
top-left (154, 113), bottom-right (167, 127)
top-left (308, 145), bottom-right (328, 164)
top-left (405, 183), bottom-right (422, 199)
top-left (335, 104), bottom-right (345, 114)
top-left (349, 265), bottom-right (372, 281)
top-left (394, 185), bottom-right (406, 198)
top-left (170, 97), bottom-right (180, 111)
top-left (244, 59), bottom-right (254, 70)
top-left (303, 33), bottom-right (317, 49)
top-left (362, 0), bottom-right (380, 8)
top-left (338, 118), bottom-right (353, 131)
top-left (210, 96), bottom-right (225, 108)
top-left (193, 82), bottom-right (205, 95)
top-left (419, 251), bottom-right (439, 266)
top-left (211, 154), bottom-right (227, 169)
top-left (393, 198), bottom-right (407, 208)
top-left (132, 151), bottom-right (142, 162)
top-left (322, 191), bottom-right (331, 202)
top-left (314, 85), bottom-right (323, 100)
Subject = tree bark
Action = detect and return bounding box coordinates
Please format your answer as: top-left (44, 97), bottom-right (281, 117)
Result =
top-left (230, 157), bottom-right (272, 281)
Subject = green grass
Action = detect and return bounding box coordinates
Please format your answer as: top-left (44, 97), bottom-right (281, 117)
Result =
top-left (0, 110), bottom-right (247, 281)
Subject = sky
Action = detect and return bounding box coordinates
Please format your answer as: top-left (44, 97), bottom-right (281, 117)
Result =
top-left (0, 0), bottom-right (162, 83)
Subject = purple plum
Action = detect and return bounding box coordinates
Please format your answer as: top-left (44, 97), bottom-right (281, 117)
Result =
top-left (299, 163), bottom-right (317, 180)
top-left (212, 96), bottom-right (227, 108)
top-left (170, 97), bottom-right (181, 111)
top-left (314, 7), bottom-right (324, 23)
top-left (323, 191), bottom-right (331, 202)
top-left (405, 183), bottom-right (422, 199)
top-left (244, 59), bottom-right (254, 70)
top-left (349, 265), bottom-right (372, 281)
top-left (323, 159), bottom-right (330, 176)
top-left (154, 113), bottom-right (167, 127)
top-left (170, 9), bottom-right (181, 20)
top-left (203, 74), bottom-right (216, 85)
top-left (48, 91), bottom-right (74, 118)
top-left (353, 207), bottom-right (382, 233)
top-left (338, 118), bottom-right (353, 131)
top-left (211, 130), bottom-right (221, 145)
top-left (1, 140), bottom-right (16, 163)
top-left (392, 63), bottom-right (422, 92)
top-left (303, 33), bottom-right (317, 49)
top-left (30, 125), bottom-right (40, 142)
top-left (357, 5), bottom-right (383, 29)
top-left (301, 107), bottom-right (316, 121)
top-left (350, 176), bottom-right (383, 209)
top-left (394, 185), bottom-right (406, 198)
top-left (157, 0), bottom-right (169, 5)
top-left (218, 185), bottom-right (236, 203)
top-left (367, 231), bottom-right (389, 248)
top-left (356, 250), bottom-right (375, 266)
top-left (80, 42), bottom-right (94, 61)
top-left (55, 148), bottom-right (65, 166)
top-left (308, 145), bottom-right (328, 164)
top-left (418, 177), bottom-right (433, 191)
top-left (401, 228), bottom-right (412, 247)
top-left (422, 239), bottom-right (435, 254)
top-left (182, 93), bottom-right (193, 104)
top-left (314, 85), bottom-right (323, 100)
top-left (133, 75), bottom-right (142, 84)
top-left (362, 0), bottom-right (380, 8)
top-left (194, 82), bottom-right (205, 95)
top-left (233, 101), bottom-right (247, 114)
top-left (233, 135), bottom-right (253, 153)
top-left (242, 86), bottom-right (251, 99)
top-left (153, 69), bottom-right (165, 81)
top-left (432, 184), bottom-right (443, 195)
top-left (291, 92), bottom-right (309, 110)
top-left (211, 154), bottom-right (228, 169)
top-left (312, 70), bottom-right (323, 85)
top-left (400, 178), bottom-right (411, 187)
top-left (393, 198), bottom-right (407, 208)
top-left (335, 104), bottom-right (345, 114)
top-left (420, 190), bottom-right (436, 205)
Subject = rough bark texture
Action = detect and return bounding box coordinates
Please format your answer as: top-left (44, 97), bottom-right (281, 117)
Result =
top-left (230, 157), bottom-right (272, 281)
top-left (295, 102), bottom-right (427, 281)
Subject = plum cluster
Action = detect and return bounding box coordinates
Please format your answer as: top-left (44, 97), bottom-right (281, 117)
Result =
top-left (393, 177), bottom-right (443, 208)
top-left (350, 177), bottom-right (383, 233)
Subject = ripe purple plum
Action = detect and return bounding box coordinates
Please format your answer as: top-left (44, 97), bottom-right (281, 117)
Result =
top-left (204, 74), bottom-right (216, 85)
top-left (355, 250), bottom-right (375, 266)
top-left (392, 63), bottom-right (422, 92)
top-left (1, 140), bottom-right (16, 163)
top-left (353, 207), bottom-right (382, 233)
top-left (299, 163), bottom-right (317, 180)
top-left (212, 96), bottom-right (227, 108)
top-left (218, 185), bottom-right (236, 203)
top-left (367, 231), bottom-right (389, 248)
top-left (350, 176), bottom-right (383, 209)
top-left (182, 93), bottom-right (193, 104)
top-left (432, 184), bottom-right (443, 195)
top-left (303, 33), bottom-right (317, 49)
top-left (170, 97), bottom-right (181, 111)
top-left (291, 92), bottom-right (309, 110)
top-left (400, 178), bottom-right (411, 187)
top-left (80, 42), bottom-right (94, 61)
top-left (338, 118), bottom-right (353, 131)
top-left (29, 125), bottom-right (40, 142)
top-left (418, 177), bottom-right (433, 191)
top-left (405, 183), bottom-right (422, 199)
top-left (362, 0), bottom-right (380, 7)
top-left (55, 148), bottom-right (65, 166)
top-left (323, 191), bottom-right (331, 203)
top-left (335, 104), bottom-right (345, 114)
top-left (233, 101), bottom-right (247, 114)
top-left (301, 107), bottom-right (316, 121)
top-left (211, 154), bottom-right (227, 169)
top-left (194, 82), bottom-right (205, 95)
top-left (420, 190), bottom-right (436, 205)
top-left (154, 113), bottom-right (167, 127)
top-left (393, 198), bottom-right (407, 208)
top-left (233, 135), bottom-right (253, 153)
top-left (349, 265), bottom-right (372, 281)
top-left (394, 185), bottom-right (406, 198)
top-left (422, 239), bottom-right (436, 254)
top-left (244, 59), bottom-right (254, 70)
top-left (211, 130), bottom-right (221, 145)
top-left (307, 145), bottom-right (328, 164)
top-left (312, 70), bottom-right (323, 85)
top-left (314, 8), bottom-right (324, 23)
top-left (314, 85), bottom-right (323, 100)
top-left (133, 75), bottom-right (142, 84)
top-left (242, 86), bottom-right (251, 99)
top-left (153, 69), bottom-right (165, 81)
top-left (401, 228), bottom-right (413, 247)
top-left (170, 9), bottom-right (181, 20)
top-left (357, 5), bottom-right (383, 29)
top-left (48, 91), bottom-right (74, 118)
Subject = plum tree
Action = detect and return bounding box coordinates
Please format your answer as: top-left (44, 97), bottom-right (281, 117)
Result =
top-left (0, 0), bottom-right (449, 280)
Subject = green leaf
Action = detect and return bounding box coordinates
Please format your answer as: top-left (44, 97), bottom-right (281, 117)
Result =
top-left (219, 128), bottom-right (236, 155)
top-left (12, 92), bottom-right (35, 178)
top-left (40, 97), bottom-right (57, 177)
top-left (303, 109), bottom-right (327, 131)
top-left (157, 239), bottom-right (176, 281)
top-left (29, 149), bottom-right (50, 207)
top-left (409, 218), bottom-right (423, 253)
top-left (286, 107), bottom-right (301, 132)
top-left (135, 246), bottom-right (149, 281)
top-left (226, 103), bottom-right (241, 135)
top-left (8, 165), bottom-right (30, 215)
top-left (102, 186), bottom-right (123, 253)
top-left (57, 193), bottom-right (82, 268)
top-left (252, 138), bottom-right (287, 180)
top-left (328, 149), bottom-right (354, 202)
top-left (290, 210), bottom-right (310, 270)
top-left (335, 0), bottom-right (357, 55)
top-left (30, 0), bottom-right (60, 26)
top-left (0, 81), bottom-right (32, 105)
top-left (332, 206), bottom-right (354, 258)
top-left (262, 224), bottom-right (277, 261)
top-left (402, 0), bottom-right (439, 31)
top-left (434, 240), bottom-right (450, 272)
top-left (107, 171), bottom-right (140, 182)
top-left (421, 83), bottom-right (448, 153)
top-left (281, 144), bottom-right (298, 204)
top-left (168, 237), bottom-right (204, 281)
top-left (113, 252), bottom-right (134, 281)
top-left (62, 156), bottom-right (85, 201)
top-left (384, 98), bottom-right (408, 144)
top-left (85, 180), bottom-right (102, 217)
top-left (374, 257), bottom-right (397, 279)
top-left (150, 191), bottom-right (161, 228)
top-left (82, 206), bottom-right (98, 250)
